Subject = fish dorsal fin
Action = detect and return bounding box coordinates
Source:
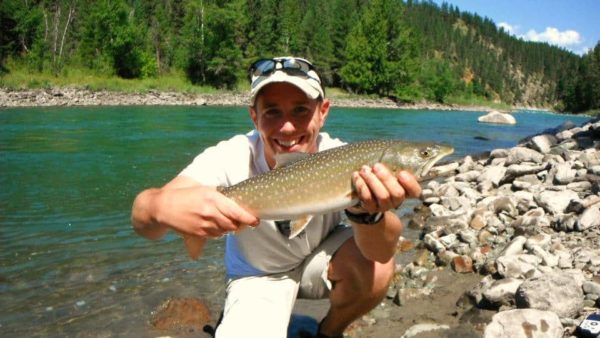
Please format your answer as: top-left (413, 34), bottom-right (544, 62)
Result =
top-left (274, 152), bottom-right (309, 168)
top-left (288, 215), bottom-right (313, 239)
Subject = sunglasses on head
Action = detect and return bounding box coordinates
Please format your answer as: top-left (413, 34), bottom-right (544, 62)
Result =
top-left (248, 57), bottom-right (321, 83)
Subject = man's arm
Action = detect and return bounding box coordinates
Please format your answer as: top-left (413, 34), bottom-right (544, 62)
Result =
top-left (131, 175), bottom-right (259, 241)
top-left (347, 164), bottom-right (421, 263)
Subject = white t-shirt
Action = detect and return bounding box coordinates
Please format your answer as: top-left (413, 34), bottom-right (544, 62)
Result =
top-left (180, 130), bottom-right (346, 278)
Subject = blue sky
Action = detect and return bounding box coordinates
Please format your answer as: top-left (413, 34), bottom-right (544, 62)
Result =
top-left (431, 0), bottom-right (600, 55)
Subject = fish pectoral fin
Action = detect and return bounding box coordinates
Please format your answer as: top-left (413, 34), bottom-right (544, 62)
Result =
top-left (288, 215), bottom-right (313, 239)
top-left (180, 233), bottom-right (207, 260)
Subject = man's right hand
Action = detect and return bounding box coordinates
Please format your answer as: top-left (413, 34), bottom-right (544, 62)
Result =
top-left (131, 176), bottom-right (260, 241)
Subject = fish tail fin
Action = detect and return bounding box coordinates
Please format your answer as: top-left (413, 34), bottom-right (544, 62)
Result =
top-left (182, 234), bottom-right (207, 260)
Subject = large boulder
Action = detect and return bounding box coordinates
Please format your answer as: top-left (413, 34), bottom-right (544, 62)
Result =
top-left (484, 309), bottom-right (563, 338)
top-left (478, 111), bottom-right (517, 125)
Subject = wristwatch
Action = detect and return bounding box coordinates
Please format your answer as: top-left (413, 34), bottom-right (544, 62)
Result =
top-left (344, 209), bottom-right (384, 225)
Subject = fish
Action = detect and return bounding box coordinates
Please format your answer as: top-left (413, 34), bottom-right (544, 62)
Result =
top-left (182, 139), bottom-right (454, 259)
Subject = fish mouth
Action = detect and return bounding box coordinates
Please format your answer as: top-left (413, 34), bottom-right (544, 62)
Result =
top-left (417, 145), bottom-right (454, 179)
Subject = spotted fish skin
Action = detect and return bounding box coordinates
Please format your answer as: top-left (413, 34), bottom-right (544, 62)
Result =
top-left (220, 140), bottom-right (454, 221)
top-left (182, 140), bottom-right (453, 259)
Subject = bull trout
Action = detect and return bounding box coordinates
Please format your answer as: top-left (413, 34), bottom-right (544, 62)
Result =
top-left (183, 139), bottom-right (453, 259)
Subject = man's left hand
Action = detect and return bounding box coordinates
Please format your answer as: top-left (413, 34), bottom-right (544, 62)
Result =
top-left (348, 163), bottom-right (421, 215)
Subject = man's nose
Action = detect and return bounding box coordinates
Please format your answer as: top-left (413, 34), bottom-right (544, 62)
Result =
top-left (280, 120), bottom-right (296, 133)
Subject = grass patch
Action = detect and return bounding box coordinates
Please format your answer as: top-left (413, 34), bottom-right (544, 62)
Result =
top-left (444, 94), bottom-right (513, 111)
top-left (0, 63), bottom-right (224, 94)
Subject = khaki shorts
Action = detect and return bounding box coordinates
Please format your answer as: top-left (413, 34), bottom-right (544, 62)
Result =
top-left (215, 226), bottom-right (353, 338)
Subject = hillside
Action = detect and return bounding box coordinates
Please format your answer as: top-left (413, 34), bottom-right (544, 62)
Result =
top-left (1, 0), bottom-right (598, 112)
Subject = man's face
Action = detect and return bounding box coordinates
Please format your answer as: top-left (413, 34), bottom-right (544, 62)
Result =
top-left (250, 82), bottom-right (330, 169)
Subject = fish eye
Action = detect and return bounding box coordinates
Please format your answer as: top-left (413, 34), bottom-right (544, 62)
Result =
top-left (420, 149), bottom-right (431, 157)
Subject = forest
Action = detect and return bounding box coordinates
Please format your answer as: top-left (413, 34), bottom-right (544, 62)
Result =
top-left (1, 0), bottom-right (599, 113)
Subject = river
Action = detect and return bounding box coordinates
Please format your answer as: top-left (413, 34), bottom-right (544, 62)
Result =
top-left (0, 106), bottom-right (591, 336)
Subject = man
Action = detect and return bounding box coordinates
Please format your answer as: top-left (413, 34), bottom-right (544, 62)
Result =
top-left (131, 56), bottom-right (421, 338)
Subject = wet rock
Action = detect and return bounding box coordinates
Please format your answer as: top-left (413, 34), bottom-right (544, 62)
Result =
top-left (483, 309), bottom-right (562, 338)
top-left (150, 297), bottom-right (212, 332)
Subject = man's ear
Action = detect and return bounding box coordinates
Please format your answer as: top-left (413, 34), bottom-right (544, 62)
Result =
top-left (318, 98), bottom-right (331, 128)
top-left (249, 106), bottom-right (259, 129)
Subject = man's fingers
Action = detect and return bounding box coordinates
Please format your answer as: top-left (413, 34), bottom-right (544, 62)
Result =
top-left (398, 171), bottom-right (421, 198)
top-left (352, 171), bottom-right (377, 213)
top-left (372, 163), bottom-right (406, 209)
top-left (219, 197), bottom-right (260, 228)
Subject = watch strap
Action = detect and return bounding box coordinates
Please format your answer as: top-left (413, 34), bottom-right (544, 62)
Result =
top-left (344, 209), bottom-right (384, 225)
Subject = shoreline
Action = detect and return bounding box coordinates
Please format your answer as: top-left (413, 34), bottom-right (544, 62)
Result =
top-left (0, 87), bottom-right (545, 113)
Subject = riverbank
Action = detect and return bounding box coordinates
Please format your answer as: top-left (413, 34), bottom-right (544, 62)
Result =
top-left (339, 117), bottom-right (600, 337)
top-left (0, 87), bottom-right (512, 112)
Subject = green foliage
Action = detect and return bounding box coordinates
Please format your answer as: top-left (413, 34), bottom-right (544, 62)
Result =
top-left (419, 58), bottom-right (457, 103)
top-left (340, 0), bottom-right (419, 98)
top-left (1, 0), bottom-right (598, 112)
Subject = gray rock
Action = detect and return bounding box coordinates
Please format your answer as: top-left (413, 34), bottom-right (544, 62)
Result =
top-left (576, 205), bottom-right (600, 231)
top-left (483, 309), bottom-right (563, 338)
top-left (552, 162), bottom-right (577, 184)
top-left (504, 163), bottom-right (548, 181)
top-left (496, 254), bottom-right (541, 279)
top-left (515, 273), bottom-right (583, 318)
top-left (500, 236), bottom-right (528, 256)
top-left (511, 208), bottom-right (551, 228)
top-left (478, 165), bottom-right (507, 188)
top-left (530, 134), bottom-right (558, 154)
top-left (455, 170), bottom-right (481, 182)
top-left (567, 181), bottom-right (592, 193)
top-left (524, 233), bottom-right (552, 249)
top-left (423, 234), bottom-right (445, 253)
top-left (583, 281), bottom-right (600, 295)
top-left (400, 323), bottom-right (450, 338)
top-left (490, 148), bottom-right (509, 159)
top-left (439, 233), bottom-right (458, 249)
top-left (555, 249), bottom-right (573, 269)
top-left (551, 213), bottom-right (578, 232)
top-left (482, 278), bottom-right (523, 306)
top-left (428, 161), bottom-right (459, 177)
top-left (535, 189), bottom-right (579, 215)
top-left (528, 245), bottom-right (559, 267)
top-left (506, 147), bottom-right (544, 165)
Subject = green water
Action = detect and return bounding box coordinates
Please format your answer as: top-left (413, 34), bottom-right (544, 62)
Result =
top-left (0, 106), bottom-right (591, 336)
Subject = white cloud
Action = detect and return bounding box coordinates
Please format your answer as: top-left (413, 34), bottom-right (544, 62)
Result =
top-left (523, 27), bottom-right (582, 46)
top-left (498, 22), bottom-right (517, 35)
top-left (497, 22), bottom-right (585, 54)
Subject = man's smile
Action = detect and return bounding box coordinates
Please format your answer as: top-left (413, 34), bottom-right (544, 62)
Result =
top-left (274, 136), bottom-right (305, 150)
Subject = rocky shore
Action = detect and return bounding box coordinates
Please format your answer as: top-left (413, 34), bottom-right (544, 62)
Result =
top-left (348, 117), bottom-right (599, 338)
top-left (0, 87), bottom-right (500, 111)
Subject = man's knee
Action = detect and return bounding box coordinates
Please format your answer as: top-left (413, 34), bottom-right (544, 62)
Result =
top-left (329, 239), bottom-right (395, 296)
